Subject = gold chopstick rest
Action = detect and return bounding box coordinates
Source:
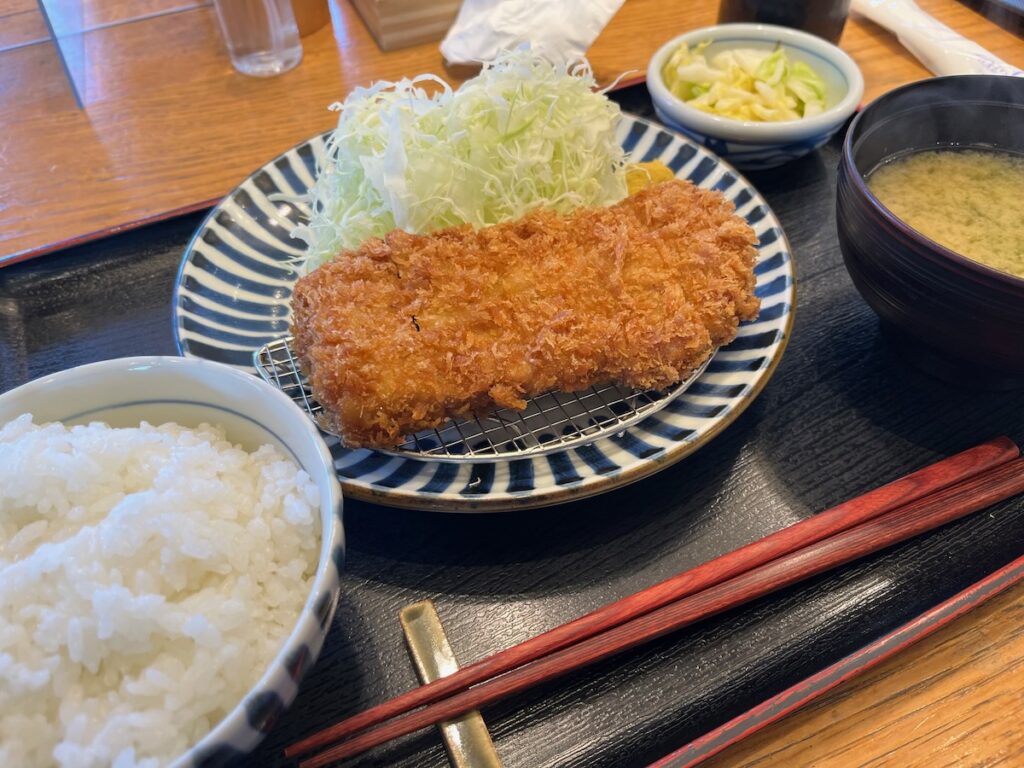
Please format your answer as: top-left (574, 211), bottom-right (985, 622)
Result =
top-left (400, 600), bottom-right (503, 768)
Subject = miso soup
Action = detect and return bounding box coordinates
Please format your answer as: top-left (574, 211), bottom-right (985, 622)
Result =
top-left (867, 148), bottom-right (1024, 279)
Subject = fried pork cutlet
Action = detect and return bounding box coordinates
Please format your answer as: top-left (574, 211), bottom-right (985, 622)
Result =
top-left (291, 180), bottom-right (760, 449)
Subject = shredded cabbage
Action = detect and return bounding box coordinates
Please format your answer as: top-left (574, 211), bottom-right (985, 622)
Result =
top-left (661, 42), bottom-right (827, 122)
top-left (294, 49), bottom-right (628, 273)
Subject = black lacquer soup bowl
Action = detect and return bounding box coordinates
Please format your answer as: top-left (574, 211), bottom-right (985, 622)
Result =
top-left (836, 75), bottom-right (1024, 388)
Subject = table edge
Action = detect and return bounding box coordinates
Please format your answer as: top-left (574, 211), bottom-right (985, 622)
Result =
top-left (647, 551), bottom-right (1024, 768)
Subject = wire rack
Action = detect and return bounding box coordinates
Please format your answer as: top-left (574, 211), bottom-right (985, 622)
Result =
top-left (254, 337), bottom-right (710, 463)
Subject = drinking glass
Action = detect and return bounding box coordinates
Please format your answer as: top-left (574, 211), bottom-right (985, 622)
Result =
top-left (214, 0), bottom-right (303, 77)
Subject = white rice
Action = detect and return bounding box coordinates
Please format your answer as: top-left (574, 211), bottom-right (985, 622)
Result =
top-left (0, 415), bottom-right (321, 768)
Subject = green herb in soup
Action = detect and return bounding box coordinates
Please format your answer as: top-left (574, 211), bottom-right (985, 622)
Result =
top-left (867, 149), bottom-right (1024, 279)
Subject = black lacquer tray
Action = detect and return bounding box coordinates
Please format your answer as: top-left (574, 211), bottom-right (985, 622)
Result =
top-left (1, 85), bottom-right (1022, 768)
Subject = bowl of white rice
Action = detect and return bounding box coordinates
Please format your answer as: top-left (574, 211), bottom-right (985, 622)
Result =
top-left (0, 356), bottom-right (344, 768)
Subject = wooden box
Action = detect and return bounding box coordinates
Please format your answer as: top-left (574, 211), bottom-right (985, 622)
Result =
top-left (349, 0), bottom-right (463, 51)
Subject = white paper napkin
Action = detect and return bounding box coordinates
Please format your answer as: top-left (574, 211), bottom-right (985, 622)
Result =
top-left (440, 0), bottom-right (626, 67)
top-left (852, 0), bottom-right (1023, 76)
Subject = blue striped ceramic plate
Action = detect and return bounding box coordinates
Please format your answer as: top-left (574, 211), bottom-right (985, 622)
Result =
top-left (173, 113), bottom-right (795, 512)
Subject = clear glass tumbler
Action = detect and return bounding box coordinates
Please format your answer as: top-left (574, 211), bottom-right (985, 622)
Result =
top-left (213, 0), bottom-right (303, 77)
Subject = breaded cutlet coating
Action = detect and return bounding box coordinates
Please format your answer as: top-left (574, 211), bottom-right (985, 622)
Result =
top-left (291, 180), bottom-right (760, 448)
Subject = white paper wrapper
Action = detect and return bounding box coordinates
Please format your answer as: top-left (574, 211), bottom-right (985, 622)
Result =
top-left (440, 0), bottom-right (626, 67)
top-left (852, 0), bottom-right (1023, 76)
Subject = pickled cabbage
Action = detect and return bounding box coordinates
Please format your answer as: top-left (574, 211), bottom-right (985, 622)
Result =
top-left (661, 42), bottom-right (827, 122)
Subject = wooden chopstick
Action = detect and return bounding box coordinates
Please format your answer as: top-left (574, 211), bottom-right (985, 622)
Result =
top-left (286, 437), bottom-right (1018, 759)
top-left (300, 455), bottom-right (1024, 766)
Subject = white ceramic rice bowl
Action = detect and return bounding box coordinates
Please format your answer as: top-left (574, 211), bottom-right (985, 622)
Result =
top-left (0, 356), bottom-right (344, 767)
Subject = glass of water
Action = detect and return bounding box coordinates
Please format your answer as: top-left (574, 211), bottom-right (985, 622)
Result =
top-left (214, 0), bottom-right (303, 77)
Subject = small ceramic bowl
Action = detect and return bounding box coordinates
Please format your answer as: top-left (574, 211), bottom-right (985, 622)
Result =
top-left (647, 23), bottom-right (864, 169)
top-left (836, 75), bottom-right (1024, 389)
top-left (0, 356), bottom-right (345, 766)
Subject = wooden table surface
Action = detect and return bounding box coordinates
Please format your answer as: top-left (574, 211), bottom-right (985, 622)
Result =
top-left (2, 2), bottom-right (1024, 767)
top-left (704, 580), bottom-right (1024, 768)
top-left (2, 0), bottom-right (1024, 264)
